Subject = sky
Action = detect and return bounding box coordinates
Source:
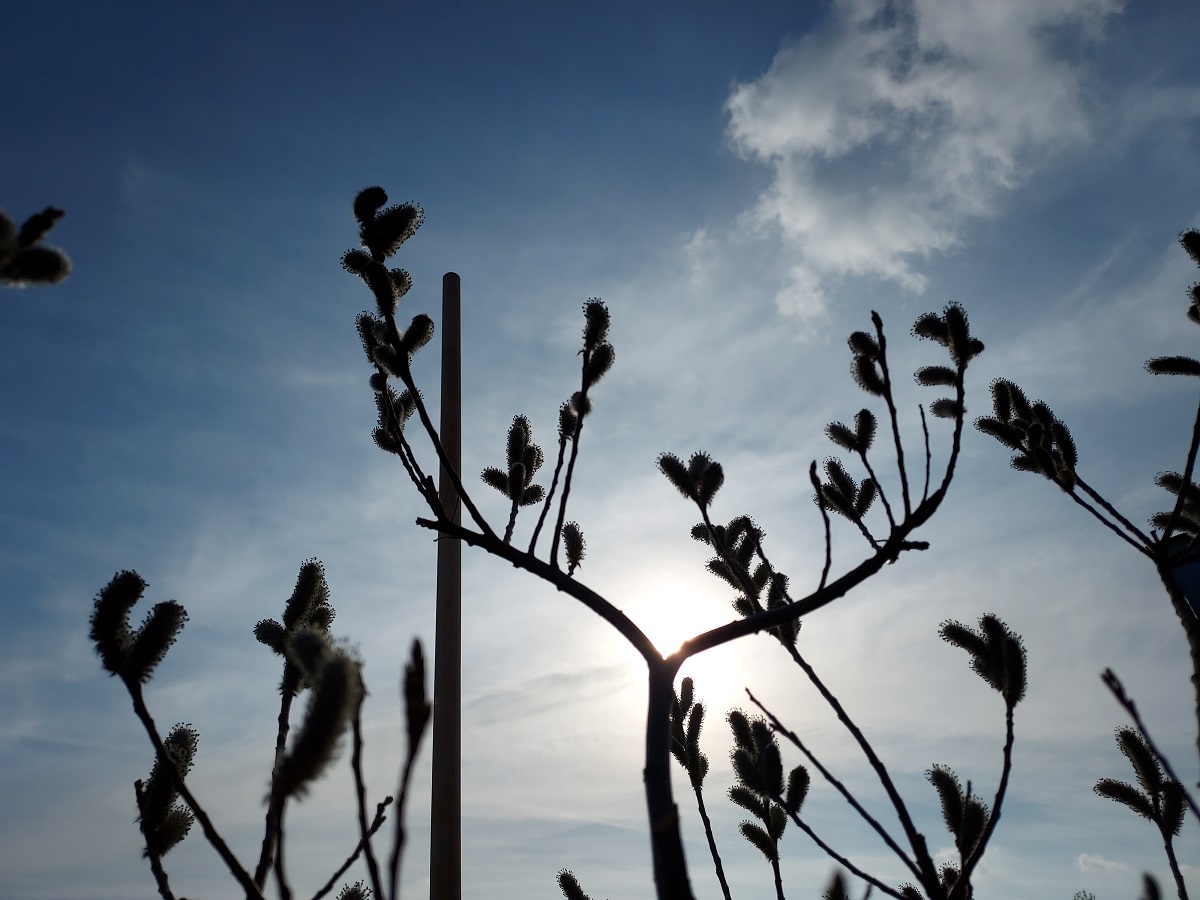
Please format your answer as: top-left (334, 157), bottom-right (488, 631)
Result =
top-left (2, 2), bottom-right (1199, 898)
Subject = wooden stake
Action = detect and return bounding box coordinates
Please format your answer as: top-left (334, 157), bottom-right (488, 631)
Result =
top-left (430, 272), bottom-right (462, 899)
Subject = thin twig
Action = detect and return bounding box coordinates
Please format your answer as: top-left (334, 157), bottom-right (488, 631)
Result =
top-left (311, 797), bottom-right (392, 900)
top-left (387, 720), bottom-right (429, 900)
top-left (1074, 475), bottom-right (1154, 549)
top-left (871, 311), bottom-right (911, 517)
top-left (1064, 486), bottom-right (1155, 558)
top-left (350, 682), bottom-right (386, 900)
top-left (529, 429), bottom-right (570, 555)
top-left (957, 703), bottom-right (1016, 893)
top-left (747, 689), bottom-right (923, 884)
top-left (689, 781), bottom-right (732, 900)
top-left (135, 780), bottom-right (178, 900)
top-left (381, 312), bottom-right (496, 541)
top-left (255, 671), bottom-right (297, 887)
top-left (810, 462), bottom-right (833, 592)
top-left (858, 449), bottom-right (896, 532)
top-left (780, 805), bottom-right (905, 900)
top-left (1163, 397), bottom-right (1200, 542)
top-left (127, 682), bottom-right (265, 900)
top-left (551, 357), bottom-right (596, 567)
top-left (1102, 669), bottom-right (1200, 824)
top-left (919, 404), bottom-right (931, 506)
top-left (274, 795), bottom-right (292, 900)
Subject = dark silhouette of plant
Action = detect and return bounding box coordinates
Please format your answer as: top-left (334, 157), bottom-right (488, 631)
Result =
top-left (977, 228), bottom-right (1200, 898)
top-left (1096, 727), bottom-right (1188, 899)
top-left (342, 185), bottom-right (999, 900)
top-left (725, 709), bottom-right (797, 900)
top-left (89, 561), bottom-right (430, 900)
top-left (0, 205), bottom-right (70, 286)
top-left (98, 186), bottom-right (1179, 898)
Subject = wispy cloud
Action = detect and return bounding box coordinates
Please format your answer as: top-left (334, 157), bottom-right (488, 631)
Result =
top-left (1076, 851), bottom-right (1129, 872)
top-left (724, 0), bottom-right (1121, 322)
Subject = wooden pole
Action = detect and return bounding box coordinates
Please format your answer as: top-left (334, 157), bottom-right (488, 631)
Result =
top-left (429, 272), bottom-right (462, 899)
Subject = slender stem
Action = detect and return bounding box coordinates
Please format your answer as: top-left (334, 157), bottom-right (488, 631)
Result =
top-left (858, 450), bottom-right (896, 532)
top-left (810, 463), bottom-right (834, 591)
top-left (747, 689), bottom-right (923, 883)
top-left (769, 843), bottom-right (785, 900)
top-left (551, 402), bottom-right (590, 567)
top-left (311, 797), bottom-right (392, 900)
top-left (503, 496), bottom-right (520, 544)
top-left (274, 795), bottom-right (292, 900)
top-left (781, 807), bottom-right (905, 900)
top-left (255, 673), bottom-right (297, 888)
top-left (134, 780), bottom-right (178, 900)
top-left (872, 311), bottom-right (911, 517)
top-left (1074, 475), bottom-right (1153, 549)
top-left (1102, 668), bottom-right (1200, 823)
top-left (956, 703), bottom-right (1015, 894)
top-left (1161, 832), bottom-right (1189, 900)
top-left (388, 715), bottom-right (431, 900)
top-left (689, 782), bottom-right (732, 900)
top-left (1163, 397), bottom-right (1200, 542)
top-left (381, 312), bottom-right (496, 541)
top-left (126, 682), bottom-right (264, 900)
top-left (350, 684), bottom-right (385, 900)
top-left (919, 404), bottom-right (931, 505)
top-left (529, 432), bottom-right (570, 555)
top-left (1063, 485), bottom-right (1156, 558)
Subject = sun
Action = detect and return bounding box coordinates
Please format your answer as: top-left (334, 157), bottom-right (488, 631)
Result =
top-left (627, 579), bottom-right (729, 657)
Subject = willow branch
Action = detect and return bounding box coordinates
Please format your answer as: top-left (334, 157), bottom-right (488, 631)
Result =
top-left (1064, 485), bottom-right (1155, 558)
top-left (1103, 668), bottom-right (1200, 824)
top-left (126, 681), bottom-right (264, 900)
top-left (349, 684), bottom-right (385, 900)
top-left (810, 463), bottom-right (834, 591)
top-left (255, 671), bottom-right (297, 888)
top-left (744, 686), bottom-right (921, 883)
top-left (957, 703), bottom-right (1016, 893)
top-left (1163, 397), bottom-right (1200, 542)
top-left (381, 310), bottom-right (496, 541)
top-left (415, 515), bottom-right (661, 664)
top-left (312, 797), bottom-right (392, 900)
top-left (780, 804), bottom-right (905, 900)
top-left (134, 780), bottom-right (178, 900)
top-left (1074, 475), bottom-right (1153, 549)
top-left (872, 311), bottom-right (911, 517)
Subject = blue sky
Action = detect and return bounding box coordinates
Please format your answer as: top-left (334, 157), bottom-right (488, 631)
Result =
top-left (2, 2), bottom-right (1199, 898)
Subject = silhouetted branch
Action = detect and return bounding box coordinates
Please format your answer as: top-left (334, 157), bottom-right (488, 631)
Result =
top-left (312, 796), bottom-right (392, 900)
top-left (957, 704), bottom-right (1015, 892)
top-left (689, 780), bottom-right (732, 900)
top-left (255, 669), bottom-right (297, 887)
top-left (349, 683), bottom-right (386, 900)
top-left (810, 463), bottom-right (834, 591)
top-left (747, 685), bottom-right (928, 887)
top-left (919, 405), bottom-right (931, 506)
top-left (780, 807), bottom-right (905, 900)
top-left (1102, 669), bottom-right (1200, 824)
top-left (1073, 476), bottom-right (1154, 552)
top-left (273, 798), bottom-right (292, 900)
top-left (1162, 400), bottom-right (1200, 543)
top-left (871, 312), bottom-right (912, 518)
top-left (134, 779), bottom-right (178, 900)
top-left (126, 682), bottom-right (265, 900)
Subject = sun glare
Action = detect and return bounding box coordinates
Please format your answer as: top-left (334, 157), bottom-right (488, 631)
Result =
top-left (629, 583), bottom-right (726, 658)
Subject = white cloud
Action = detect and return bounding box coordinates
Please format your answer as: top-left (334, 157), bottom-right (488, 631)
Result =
top-left (1077, 852), bottom-right (1130, 872)
top-left (725, 0), bottom-right (1122, 320)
